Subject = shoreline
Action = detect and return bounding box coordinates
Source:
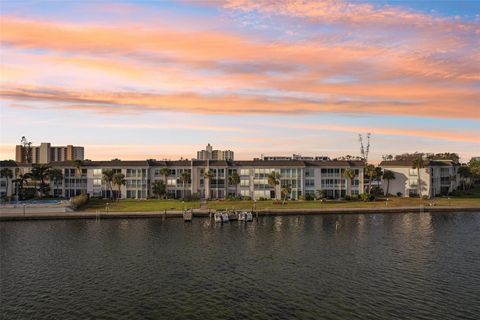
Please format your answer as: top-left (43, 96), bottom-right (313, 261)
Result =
top-left (1, 206), bottom-right (479, 221)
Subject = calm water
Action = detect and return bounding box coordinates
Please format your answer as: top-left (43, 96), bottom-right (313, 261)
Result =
top-left (1, 213), bottom-right (480, 319)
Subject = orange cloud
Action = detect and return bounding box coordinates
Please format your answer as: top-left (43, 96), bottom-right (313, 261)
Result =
top-left (273, 123), bottom-right (480, 144)
top-left (1, 9), bottom-right (479, 120)
top-left (1, 85), bottom-right (479, 119)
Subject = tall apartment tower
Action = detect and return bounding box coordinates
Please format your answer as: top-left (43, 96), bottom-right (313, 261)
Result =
top-left (15, 142), bottom-right (84, 164)
top-left (196, 143), bottom-right (234, 161)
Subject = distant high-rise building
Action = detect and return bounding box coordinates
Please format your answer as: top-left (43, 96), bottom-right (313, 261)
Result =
top-left (196, 143), bottom-right (234, 161)
top-left (15, 142), bottom-right (84, 164)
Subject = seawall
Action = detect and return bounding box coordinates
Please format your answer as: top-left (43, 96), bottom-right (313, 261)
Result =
top-left (1, 206), bottom-right (479, 221)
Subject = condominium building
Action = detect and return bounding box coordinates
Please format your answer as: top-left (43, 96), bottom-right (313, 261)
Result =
top-left (0, 159), bottom-right (365, 200)
top-left (196, 143), bottom-right (234, 161)
top-left (259, 155), bottom-right (331, 161)
top-left (380, 159), bottom-right (459, 197)
top-left (15, 142), bottom-right (84, 164)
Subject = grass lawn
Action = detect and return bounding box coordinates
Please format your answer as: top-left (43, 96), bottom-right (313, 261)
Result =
top-left (206, 197), bottom-right (480, 210)
top-left (79, 192), bottom-right (480, 212)
top-left (80, 199), bottom-right (200, 212)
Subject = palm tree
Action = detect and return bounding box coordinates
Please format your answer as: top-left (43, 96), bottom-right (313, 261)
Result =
top-left (365, 164), bottom-right (376, 195)
top-left (159, 168), bottom-right (170, 184)
top-left (179, 171), bottom-right (191, 199)
top-left (267, 171), bottom-right (281, 200)
top-left (112, 172), bottom-right (126, 200)
top-left (228, 171), bottom-right (240, 198)
top-left (152, 180), bottom-right (166, 199)
top-left (31, 164), bottom-right (51, 197)
top-left (102, 169), bottom-right (115, 199)
top-left (203, 169), bottom-right (213, 200)
top-left (382, 170), bottom-right (395, 195)
top-left (281, 185), bottom-right (291, 204)
top-left (73, 160), bottom-right (83, 177)
top-left (342, 168), bottom-right (355, 197)
top-left (412, 157), bottom-right (425, 196)
top-left (14, 173), bottom-right (28, 200)
top-left (48, 168), bottom-right (64, 197)
top-left (0, 168), bottom-right (13, 198)
top-left (374, 166), bottom-right (383, 194)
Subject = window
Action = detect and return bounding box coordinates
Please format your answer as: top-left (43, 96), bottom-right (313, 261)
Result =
top-left (93, 179), bottom-right (102, 187)
top-left (305, 179), bottom-right (315, 187)
top-left (240, 169), bottom-right (249, 176)
top-left (241, 190), bottom-right (250, 197)
top-left (240, 179), bottom-right (250, 186)
top-left (305, 168), bottom-right (314, 177)
top-left (409, 169), bottom-right (417, 176)
top-left (93, 169), bottom-right (102, 176)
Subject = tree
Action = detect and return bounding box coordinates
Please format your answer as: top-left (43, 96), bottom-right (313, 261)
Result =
top-left (48, 168), bottom-right (63, 197)
top-left (14, 173), bottom-right (28, 200)
top-left (20, 136), bottom-right (33, 163)
top-left (412, 157), bottom-right (426, 196)
top-left (152, 180), bottom-right (166, 199)
top-left (374, 166), bottom-right (383, 188)
top-left (382, 170), bottom-right (395, 195)
top-left (267, 171), bottom-right (281, 200)
top-left (281, 185), bottom-right (291, 204)
top-left (31, 164), bottom-right (51, 197)
top-left (458, 166), bottom-right (472, 190)
top-left (0, 168), bottom-right (13, 198)
top-left (365, 164), bottom-right (376, 195)
top-left (315, 189), bottom-right (325, 200)
top-left (102, 169), bottom-right (115, 199)
top-left (179, 171), bottom-right (191, 199)
top-left (73, 160), bottom-right (83, 177)
top-left (159, 168), bottom-right (170, 184)
top-left (359, 133), bottom-right (371, 162)
top-left (342, 168), bottom-right (355, 197)
top-left (228, 171), bottom-right (240, 197)
top-left (112, 172), bottom-right (126, 200)
top-left (204, 169), bottom-right (213, 199)
top-left (468, 159), bottom-right (480, 181)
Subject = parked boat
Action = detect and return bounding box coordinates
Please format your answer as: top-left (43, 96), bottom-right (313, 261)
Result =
top-left (221, 212), bottom-right (229, 223)
top-left (214, 212), bottom-right (223, 223)
top-left (238, 211), bottom-right (246, 221)
top-left (183, 210), bottom-right (192, 222)
top-left (238, 211), bottom-right (253, 222)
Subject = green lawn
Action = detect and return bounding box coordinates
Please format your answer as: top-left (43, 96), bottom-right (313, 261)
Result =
top-left (79, 194), bottom-right (480, 212)
top-left (80, 199), bottom-right (200, 212)
top-left (206, 197), bottom-right (480, 210)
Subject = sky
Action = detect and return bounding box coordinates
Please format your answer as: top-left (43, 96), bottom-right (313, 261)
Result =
top-left (0, 0), bottom-right (479, 162)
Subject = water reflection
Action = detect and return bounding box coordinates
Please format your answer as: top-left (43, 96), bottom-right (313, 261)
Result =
top-left (1, 212), bottom-right (479, 320)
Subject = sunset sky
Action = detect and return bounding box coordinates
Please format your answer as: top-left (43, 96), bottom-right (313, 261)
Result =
top-left (0, 0), bottom-right (479, 162)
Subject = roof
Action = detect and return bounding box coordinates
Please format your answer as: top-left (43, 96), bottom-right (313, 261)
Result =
top-left (1, 159), bottom-right (366, 168)
top-left (380, 160), bottom-right (456, 167)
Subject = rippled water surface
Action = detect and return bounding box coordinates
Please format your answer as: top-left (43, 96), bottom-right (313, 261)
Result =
top-left (1, 213), bottom-right (480, 319)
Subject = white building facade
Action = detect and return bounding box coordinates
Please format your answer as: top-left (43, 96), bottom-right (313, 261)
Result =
top-left (380, 160), bottom-right (459, 197)
top-left (1, 159), bottom-right (364, 200)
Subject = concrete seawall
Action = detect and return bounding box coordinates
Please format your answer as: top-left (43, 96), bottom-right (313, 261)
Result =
top-left (1, 206), bottom-right (479, 221)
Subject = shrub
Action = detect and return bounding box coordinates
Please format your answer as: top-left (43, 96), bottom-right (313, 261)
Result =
top-left (360, 193), bottom-right (375, 202)
top-left (396, 192), bottom-right (403, 197)
top-left (421, 195), bottom-right (429, 200)
top-left (305, 194), bottom-right (315, 201)
top-left (70, 194), bottom-right (89, 209)
top-left (345, 195), bottom-right (351, 201)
